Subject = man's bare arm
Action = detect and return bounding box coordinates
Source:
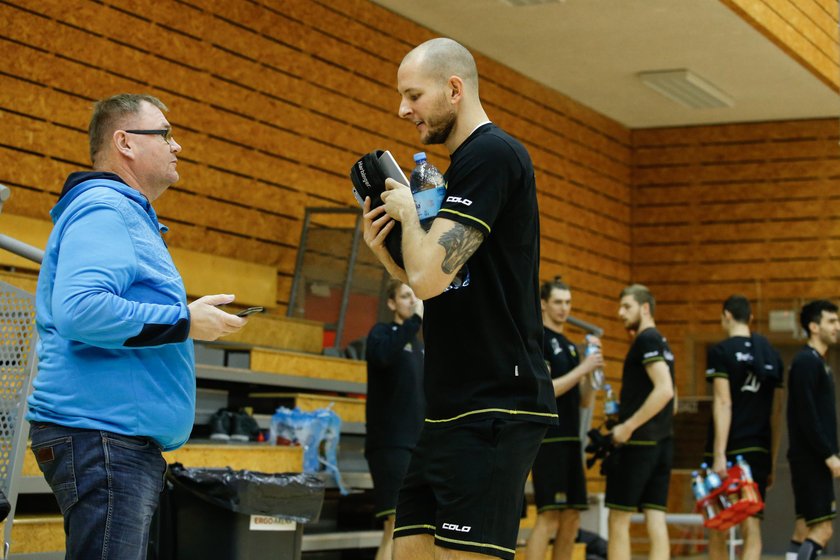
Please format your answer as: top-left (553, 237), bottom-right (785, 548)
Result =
top-left (400, 212), bottom-right (484, 299)
top-left (380, 179), bottom-right (485, 298)
top-left (711, 377), bottom-right (732, 476)
top-left (611, 360), bottom-right (674, 444)
top-left (438, 222), bottom-right (484, 275)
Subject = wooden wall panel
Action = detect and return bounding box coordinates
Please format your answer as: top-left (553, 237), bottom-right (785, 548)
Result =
top-left (2, 0), bottom-right (633, 492)
top-left (721, 0), bottom-right (839, 90)
top-left (632, 117), bottom-right (840, 395)
top-left (2, 0), bottom-right (633, 336)
top-left (9, 0), bottom-right (834, 502)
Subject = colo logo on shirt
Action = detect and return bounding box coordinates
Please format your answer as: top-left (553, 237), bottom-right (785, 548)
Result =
top-left (446, 196), bottom-right (473, 206)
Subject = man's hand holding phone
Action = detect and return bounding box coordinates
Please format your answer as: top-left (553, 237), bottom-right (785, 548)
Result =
top-left (187, 294), bottom-right (249, 341)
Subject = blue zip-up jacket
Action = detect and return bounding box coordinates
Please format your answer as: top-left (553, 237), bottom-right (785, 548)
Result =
top-left (27, 172), bottom-right (195, 451)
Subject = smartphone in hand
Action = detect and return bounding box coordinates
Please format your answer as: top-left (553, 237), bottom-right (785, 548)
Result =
top-left (236, 306), bottom-right (265, 317)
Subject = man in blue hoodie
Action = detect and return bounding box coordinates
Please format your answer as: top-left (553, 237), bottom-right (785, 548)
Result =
top-left (27, 93), bottom-right (247, 560)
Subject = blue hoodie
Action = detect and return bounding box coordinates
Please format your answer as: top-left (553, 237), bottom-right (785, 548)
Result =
top-left (27, 172), bottom-right (195, 450)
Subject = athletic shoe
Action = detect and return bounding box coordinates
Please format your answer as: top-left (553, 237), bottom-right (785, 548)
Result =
top-left (209, 409), bottom-right (232, 441)
top-left (230, 410), bottom-right (260, 442)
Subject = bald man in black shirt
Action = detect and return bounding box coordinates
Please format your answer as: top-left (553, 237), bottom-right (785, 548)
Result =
top-left (363, 37), bottom-right (556, 560)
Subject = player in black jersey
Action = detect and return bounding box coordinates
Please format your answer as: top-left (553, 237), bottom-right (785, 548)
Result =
top-left (365, 280), bottom-right (425, 560)
top-left (525, 278), bottom-right (603, 560)
top-left (607, 284), bottom-right (675, 560)
top-left (363, 38), bottom-right (556, 560)
top-left (785, 300), bottom-right (840, 560)
top-left (704, 295), bottom-right (784, 560)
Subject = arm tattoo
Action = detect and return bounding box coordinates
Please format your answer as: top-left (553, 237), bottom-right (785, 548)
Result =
top-left (437, 222), bottom-right (485, 274)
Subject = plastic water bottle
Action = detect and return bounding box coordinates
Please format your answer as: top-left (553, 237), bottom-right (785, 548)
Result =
top-left (585, 334), bottom-right (604, 389)
top-left (603, 384), bottom-right (619, 426)
top-left (702, 462), bottom-right (731, 508)
top-left (409, 153), bottom-right (470, 290)
top-left (691, 470), bottom-right (718, 519)
top-left (724, 460), bottom-right (740, 504)
top-left (735, 455), bottom-right (753, 482)
top-left (409, 152), bottom-right (446, 230)
top-left (736, 455), bottom-right (758, 503)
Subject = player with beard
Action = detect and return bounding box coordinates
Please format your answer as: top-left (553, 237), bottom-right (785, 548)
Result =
top-left (606, 284), bottom-right (675, 560)
top-left (525, 277), bottom-right (603, 560)
top-left (362, 38), bottom-right (557, 560)
top-left (785, 300), bottom-right (840, 560)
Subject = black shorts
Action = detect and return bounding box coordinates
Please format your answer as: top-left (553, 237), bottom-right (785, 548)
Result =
top-left (605, 438), bottom-right (673, 512)
top-left (790, 455), bottom-right (837, 526)
top-left (531, 439), bottom-right (588, 511)
top-left (366, 447), bottom-right (413, 519)
top-left (394, 417), bottom-right (547, 560)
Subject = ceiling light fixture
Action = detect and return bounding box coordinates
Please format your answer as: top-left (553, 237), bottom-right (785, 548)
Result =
top-left (500, 0), bottom-right (564, 6)
top-left (638, 69), bottom-right (733, 109)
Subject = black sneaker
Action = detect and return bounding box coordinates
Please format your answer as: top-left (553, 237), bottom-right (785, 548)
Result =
top-left (230, 410), bottom-right (260, 442)
top-left (209, 409), bottom-right (232, 441)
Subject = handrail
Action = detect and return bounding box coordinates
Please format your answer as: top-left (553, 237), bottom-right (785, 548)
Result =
top-left (566, 315), bottom-right (604, 337)
top-left (0, 185), bottom-right (45, 265)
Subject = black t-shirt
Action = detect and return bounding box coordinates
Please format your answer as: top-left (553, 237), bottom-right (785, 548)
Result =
top-left (704, 335), bottom-right (784, 453)
top-left (787, 345), bottom-right (839, 461)
top-left (422, 123), bottom-right (557, 426)
top-left (619, 327), bottom-right (675, 442)
top-left (364, 316), bottom-right (425, 451)
top-left (544, 328), bottom-right (582, 440)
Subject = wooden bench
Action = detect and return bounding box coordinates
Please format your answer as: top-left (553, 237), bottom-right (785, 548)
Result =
top-left (248, 392), bottom-right (366, 423)
top-left (0, 213), bottom-right (279, 307)
top-left (23, 442), bottom-right (303, 479)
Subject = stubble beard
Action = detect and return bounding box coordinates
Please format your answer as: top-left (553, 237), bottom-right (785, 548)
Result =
top-left (422, 109), bottom-right (457, 145)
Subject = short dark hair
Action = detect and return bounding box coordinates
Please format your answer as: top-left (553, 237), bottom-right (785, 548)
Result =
top-left (620, 283), bottom-right (655, 316)
top-left (723, 295), bottom-right (751, 324)
top-left (89, 93), bottom-right (167, 163)
top-left (800, 299), bottom-right (839, 333)
top-left (540, 276), bottom-right (570, 301)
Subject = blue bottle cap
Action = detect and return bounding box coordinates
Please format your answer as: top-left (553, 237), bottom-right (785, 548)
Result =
top-left (413, 152), bottom-right (427, 163)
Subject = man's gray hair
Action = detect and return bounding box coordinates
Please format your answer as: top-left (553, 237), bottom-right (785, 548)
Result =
top-left (88, 93), bottom-right (167, 164)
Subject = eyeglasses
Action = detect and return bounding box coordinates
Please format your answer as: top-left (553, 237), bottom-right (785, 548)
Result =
top-left (124, 128), bottom-right (174, 145)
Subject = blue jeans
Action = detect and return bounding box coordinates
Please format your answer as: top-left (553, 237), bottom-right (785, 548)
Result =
top-left (29, 422), bottom-right (167, 560)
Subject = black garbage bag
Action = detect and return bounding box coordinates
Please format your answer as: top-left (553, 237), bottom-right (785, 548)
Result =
top-left (166, 463), bottom-right (324, 523)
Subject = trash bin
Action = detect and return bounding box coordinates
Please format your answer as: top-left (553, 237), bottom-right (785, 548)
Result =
top-left (150, 463), bottom-right (325, 560)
